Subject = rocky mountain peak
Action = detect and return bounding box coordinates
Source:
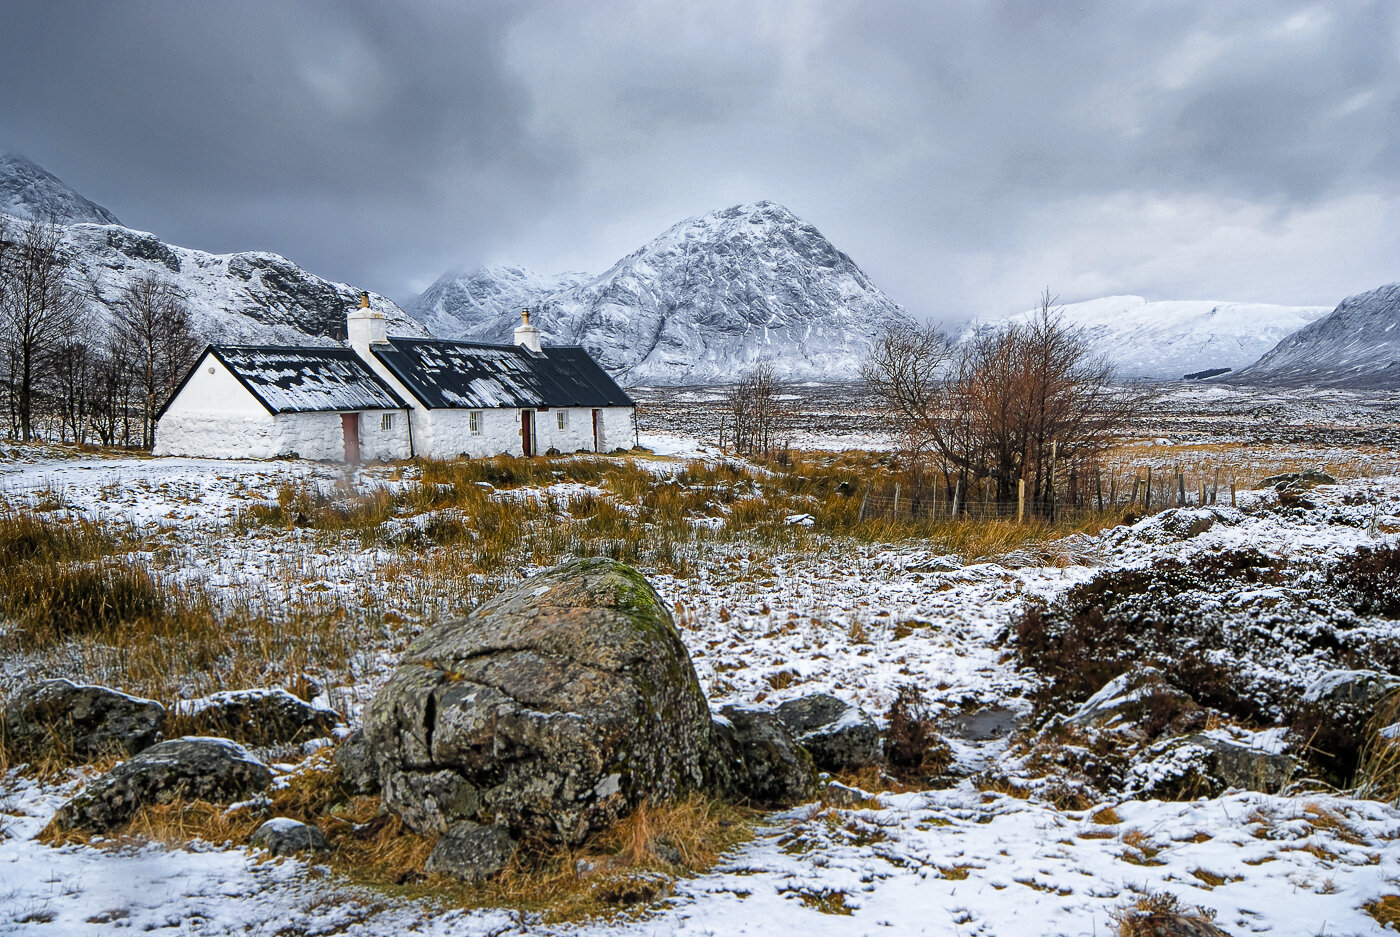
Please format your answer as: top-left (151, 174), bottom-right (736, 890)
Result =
top-left (0, 152), bottom-right (122, 226)
top-left (409, 202), bottom-right (912, 385)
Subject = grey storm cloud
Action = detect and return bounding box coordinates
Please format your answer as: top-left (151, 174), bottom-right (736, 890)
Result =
top-left (1, 0), bottom-right (1397, 324)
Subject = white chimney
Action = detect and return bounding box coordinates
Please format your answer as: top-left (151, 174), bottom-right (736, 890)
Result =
top-left (513, 308), bottom-right (543, 354)
top-left (347, 292), bottom-right (387, 352)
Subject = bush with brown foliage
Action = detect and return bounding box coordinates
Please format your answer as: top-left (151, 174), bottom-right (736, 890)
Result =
top-left (884, 684), bottom-right (952, 781)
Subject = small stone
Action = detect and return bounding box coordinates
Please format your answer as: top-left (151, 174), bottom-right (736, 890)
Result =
top-left (425, 822), bottom-right (516, 882)
top-left (251, 818), bottom-right (327, 856)
top-left (54, 737), bottom-right (273, 833)
top-left (775, 693), bottom-right (882, 771)
top-left (333, 728), bottom-right (379, 795)
top-left (712, 705), bottom-right (818, 805)
top-left (178, 688), bottom-right (338, 747)
top-left (2, 679), bottom-right (165, 760)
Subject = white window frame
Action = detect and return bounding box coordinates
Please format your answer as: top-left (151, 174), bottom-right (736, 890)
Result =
top-left (469, 411), bottom-right (483, 435)
top-left (556, 409), bottom-right (568, 431)
top-left (381, 413), bottom-right (394, 431)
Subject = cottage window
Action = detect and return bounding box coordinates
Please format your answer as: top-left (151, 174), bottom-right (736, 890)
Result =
top-left (469, 411), bottom-right (483, 435)
top-left (381, 413), bottom-right (394, 431)
top-left (556, 410), bottom-right (569, 430)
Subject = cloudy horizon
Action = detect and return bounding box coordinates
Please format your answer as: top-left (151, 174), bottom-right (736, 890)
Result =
top-left (2, 0), bottom-right (1397, 324)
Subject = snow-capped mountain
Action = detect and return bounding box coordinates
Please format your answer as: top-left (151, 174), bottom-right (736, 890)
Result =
top-left (0, 154), bottom-right (425, 346)
top-left (412, 202), bottom-right (915, 385)
top-left (407, 265), bottom-right (589, 340)
top-left (58, 223), bottom-right (426, 346)
top-left (1228, 283), bottom-right (1400, 388)
top-left (0, 152), bottom-right (122, 226)
top-left (964, 295), bottom-right (1331, 381)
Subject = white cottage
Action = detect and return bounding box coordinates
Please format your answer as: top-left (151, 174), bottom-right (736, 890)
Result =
top-left (154, 298), bottom-right (636, 462)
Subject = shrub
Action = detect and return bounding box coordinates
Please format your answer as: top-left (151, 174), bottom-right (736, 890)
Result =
top-left (884, 684), bottom-right (952, 781)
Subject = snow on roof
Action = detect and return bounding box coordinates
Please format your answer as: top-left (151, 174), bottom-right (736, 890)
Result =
top-left (208, 345), bottom-right (407, 414)
top-left (372, 338), bottom-right (634, 410)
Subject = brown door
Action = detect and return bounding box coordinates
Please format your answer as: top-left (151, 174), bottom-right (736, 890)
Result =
top-left (592, 408), bottom-right (603, 452)
top-left (521, 410), bottom-right (535, 457)
top-left (342, 413), bottom-right (361, 464)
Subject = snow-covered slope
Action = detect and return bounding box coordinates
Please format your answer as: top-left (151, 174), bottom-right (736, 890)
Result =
top-left (964, 296), bottom-right (1331, 381)
top-left (58, 222), bottom-right (427, 346)
top-left (1228, 283), bottom-right (1400, 388)
top-left (413, 202), bottom-right (915, 385)
top-left (0, 152), bottom-right (122, 226)
top-left (406, 265), bottom-right (589, 339)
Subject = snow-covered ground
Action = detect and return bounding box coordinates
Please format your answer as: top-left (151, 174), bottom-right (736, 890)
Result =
top-left (3, 443), bottom-right (1400, 935)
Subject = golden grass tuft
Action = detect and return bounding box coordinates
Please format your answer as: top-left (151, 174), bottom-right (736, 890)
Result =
top-left (1366, 894), bottom-right (1400, 930)
top-left (1112, 891), bottom-right (1221, 937)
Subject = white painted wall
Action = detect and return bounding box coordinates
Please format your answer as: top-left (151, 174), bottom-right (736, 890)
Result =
top-left (424, 407), bottom-right (522, 458)
top-left (155, 350), bottom-right (413, 461)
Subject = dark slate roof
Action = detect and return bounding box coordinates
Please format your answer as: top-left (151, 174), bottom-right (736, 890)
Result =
top-left (371, 339), bottom-right (635, 410)
top-left (198, 345), bottom-right (408, 415)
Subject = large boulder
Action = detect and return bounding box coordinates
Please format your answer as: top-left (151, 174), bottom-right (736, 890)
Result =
top-left (2, 679), bottom-right (165, 760)
top-left (54, 737), bottom-right (273, 832)
top-left (363, 558), bottom-right (719, 845)
top-left (775, 693), bottom-right (881, 772)
top-left (1067, 668), bottom-right (1203, 739)
top-left (425, 822), bottom-right (517, 882)
top-left (334, 728), bottom-right (380, 795)
top-left (178, 688), bottom-right (338, 747)
top-left (1126, 730), bottom-right (1297, 800)
top-left (712, 705), bottom-right (818, 805)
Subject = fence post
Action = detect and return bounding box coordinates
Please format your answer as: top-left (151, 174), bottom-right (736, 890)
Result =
top-left (1197, 478), bottom-right (1205, 506)
top-left (1095, 464), bottom-right (1104, 512)
top-left (1109, 474), bottom-right (1117, 510)
top-left (1018, 478), bottom-right (1025, 523)
top-left (951, 479), bottom-right (961, 518)
top-left (1145, 467), bottom-right (1152, 510)
top-left (893, 482), bottom-right (901, 520)
top-left (1230, 479), bottom-right (1237, 507)
top-left (858, 487), bottom-right (869, 523)
top-left (1177, 471), bottom-right (1186, 506)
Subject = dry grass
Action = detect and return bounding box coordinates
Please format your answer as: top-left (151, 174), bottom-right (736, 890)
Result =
top-left (41, 759), bottom-right (755, 925)
top-left (1112, 891), bottom-right (1220, 936)
top-left (1355, 690), bottom-right (1400, 804)
top-left (1366, 894), bottom-right (1400, 930)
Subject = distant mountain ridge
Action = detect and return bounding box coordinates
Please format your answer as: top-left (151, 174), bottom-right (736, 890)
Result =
top-left (0, 154), bottom-right (426, 347)
top-left (408, 201), bottom-right (916, 385)
top-left (964, 295), bottom-right (1331, 381)
top-left (0, 152), bottom-right (122, 226)
top-left (1228, 283), bottom-right (1400, 388)
top-left (408, 265), bottom-right (589, 340)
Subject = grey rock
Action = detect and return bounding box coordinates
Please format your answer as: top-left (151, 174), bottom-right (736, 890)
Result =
top-left (251, 818), bottom-right (328, 856)
top-left (712, 705), bottom-right (818, 805)
top-left (1300, 668), bottom-right (1400, 708)
top-left (1127, 733), bottom-right (1296, 800)
top-left (1258, 470), bottom-right (1338, 490)
top-left (334, 728), bottom-right (380, 795)
top-left (2, 679), bottom-right (164, 760)
top-left (775, 693), bottom-right (881, 771)
top-left (1067, 668), bottom-right (1199, 736)
top-left (180, 688), bottom-right (338, 747)
top-left (425, 821), bottom-right (517, 882)
top-left (364, 557), bottom-right (718, 845)
top-left (54, 737), bottom-right (273, 832)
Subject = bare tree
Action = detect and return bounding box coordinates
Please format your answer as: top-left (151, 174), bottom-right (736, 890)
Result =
top-left (0, 217), bottom-right (86, 441)
top-left (723, 362), bottom-right (788, 456)
top-left (863, 290), bottom-right (1153, 513)
top-left (112, 274), bottom-right (200, 448)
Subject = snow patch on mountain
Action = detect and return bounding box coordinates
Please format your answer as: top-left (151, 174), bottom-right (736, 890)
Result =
top-left (58, 222), bottom-right (428, 346)
top-left (406, 265), bottom-right (589, 340)
top-left (412, 202), bottom-right (915, 386)
top-left (0, 152), bottom-right (122, 226)
top-left (966, 295), bottom-right (1330, 381)
top-left (1229, 282), bottom-right (1400, 388)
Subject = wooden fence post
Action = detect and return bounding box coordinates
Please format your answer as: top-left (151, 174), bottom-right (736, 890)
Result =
top-left (1230, 479), bottom-right (1237, 507)
top-left (1109, 474), bottom-right (1117, 509)
top-left (951, 479), bottom-right (961, 518)
top-left (1145, 467), bottom-right (1152, 510)
top-left (893, 482), bottom-right (901, 520)
top-left (1018, 478), bottom-right (1025, 523)
top-left (858, 487), bottom-right (869, 523)
top-left (1197, 478), bottom-right (1205, 506)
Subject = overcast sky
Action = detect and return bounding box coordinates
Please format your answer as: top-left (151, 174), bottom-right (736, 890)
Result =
top-left (1, 0), bottom-right (1397, 324)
